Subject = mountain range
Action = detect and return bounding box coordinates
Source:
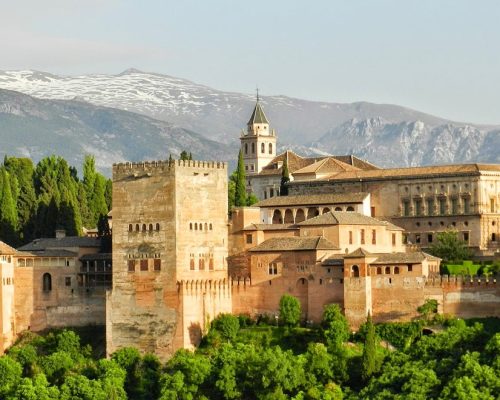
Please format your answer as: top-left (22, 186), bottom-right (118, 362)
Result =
top-left (0, 69), bottom-right (498, 171)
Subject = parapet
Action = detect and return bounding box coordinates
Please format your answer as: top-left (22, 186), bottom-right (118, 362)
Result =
top-left (425, 275), bottom-right (498, 288)
top-left (113, 159), bottom-right (227, 179)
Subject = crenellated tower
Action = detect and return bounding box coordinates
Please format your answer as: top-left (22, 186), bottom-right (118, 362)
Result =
top-left (240, 94), bottom-right (277, 175)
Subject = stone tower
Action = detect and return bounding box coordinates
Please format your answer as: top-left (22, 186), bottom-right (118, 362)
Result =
top-left (240, 96), bottom-right (277, 174)
top-left (107, 159), bottom-right (231, 360)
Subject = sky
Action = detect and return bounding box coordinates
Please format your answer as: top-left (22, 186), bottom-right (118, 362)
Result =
top-left (1, 0), bottom-right (500, 124)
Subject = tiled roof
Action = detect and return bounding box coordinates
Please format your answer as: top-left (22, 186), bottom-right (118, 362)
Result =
top-left (19, 249), bottom-right (78, 257)
top-left (242, 224), bottom-right (298, 231)
top-left (80, 253), bottom-right (112, 261)
top-left (247, 101), bottom-right (269, 125)
top-left (345, 248), bottom-right (374, 258)
top-left (370, 252), bottom-right (440, 264)
top-left (293, 157), bottom-right (360, 175)
top-left (298, 211), bottom-right (387, 226)
top-left (249, 236), bottom-right (339, 252)
top-left (0, 241), bottom-right (18, 255)
top-left (18, 237), bottom-right (101, 252)
top-left (256, 192), bottom-right (368, 207)
top-left (332, 155), bottom-right (380, 170)
top-left (322, 257), bottom-right (345, 266)
top-left (319, 163), bottom-right (500, 182)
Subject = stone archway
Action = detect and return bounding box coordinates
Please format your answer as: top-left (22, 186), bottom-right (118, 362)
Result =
top-left (307, 207), bottom-right (320, 219)
top-left (284, 209), bottom-right (294, 224)
top-left (295, 209), bottom-right (306, 223)
top-left (272, 209), bottom-right (282, 224)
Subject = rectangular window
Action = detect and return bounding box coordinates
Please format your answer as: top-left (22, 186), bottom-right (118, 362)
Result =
top-left (140, 259), bottom-right (148, 271)
top-left (268, 263), bottom-right (278, 275)
top-left (408, 265), bottom-right (413, 272)
top-left (414, 199), bottom-right (422, 216)
top-left (270, 188), bottom-right (274, 197)
top-left (392, 233), bottom-right (396, 246)
top-left (463, 232), bottom-right (469, 243)
top-left (372, 229), bottom-right (376, 245)
top-left (463, 197), bottom-right (470, 214)
top-left (246, 234), bottom-right (253, 244)
top-left (427, 233), bottom-right (433, 243)
top-left (371, 207), bottom-right (375, 217)
top-left (426, 199), bottom-right (434, 216)
top-left (199, 258), bottom-right (205, 270)
top-left (65, 277), bottom-right (71, 286)
top-left (491, 198), bottom-right (496, 213)
top-left (209, 258), bottom-right (214, 270)
top-left (451, 198), bottom-right (458, 214)
top-left (153, 259), bottom-right (161, 271)
top-left (128, 260), bottom-right (136, 272)
top-left (360, 229), bottom-right (365, 245)
top-left (439, 198), bottom-right (446, 215)
top-left (415, 234), bottom-right (421, 244)
top-left (349, 231), bottom-right (353, 245)
top-left (403, 201), bottom-right (410, 216)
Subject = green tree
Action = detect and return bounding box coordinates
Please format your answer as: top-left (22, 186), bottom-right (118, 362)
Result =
top-left (429, 230), bottom-right (472, 263)
top-left (234, 150), bottom-right (247, 207)
top-left (279, 158), bottom-right (290, 196)
top-left (417, 299), bottom-right (438, 321)
top-left (246, 192), bottom-right (259, 206)
top-left (361, 312), bottom-right (377, 382)
top-left (279, 294), bottom-right (301, 327)
top-left (0, 167), bottom-right (19, 244)
top-left (180, 151), bottom-right (189, 161)
top-left (0, 355), bottom-right (23, 398)
top-left (322, 304), bottom-right (350, 351)
top-left (211, 314), bottom-right (240, 342)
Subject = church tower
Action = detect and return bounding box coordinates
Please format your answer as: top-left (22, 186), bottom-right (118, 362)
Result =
top-left (240, 95), bottom-right (277, 175)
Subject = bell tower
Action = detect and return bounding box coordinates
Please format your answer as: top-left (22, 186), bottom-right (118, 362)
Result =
top-left (240, 92), bottom-right (277, 174)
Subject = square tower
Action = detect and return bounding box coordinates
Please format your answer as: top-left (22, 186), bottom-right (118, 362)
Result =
top-left (107, 159), bottom-right (231, 360)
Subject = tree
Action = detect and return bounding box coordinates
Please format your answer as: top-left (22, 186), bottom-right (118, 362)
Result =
top-left (361, 312), bottom-right (377, 381)
top-left (0, 167), bottom-right (19, 244)
top-left (211, 314), bottom-right (240, 342)
top-left (180, 151), bottom-right (189, 161)
top-left (279, 294), bottom-right (301, 327)
top-left (0, 355), bottom-right (23, 398)
top-left (279, 158), bottom-right (290, 196)
top-left (246, 192), bottom-right (259, 206)
top-left (322, 304), bottom-right (350, 351)
top-left (417, 299), bottom-right (438, 321)
top-left (234, 150), bottom-right (247, 207)
top-left (429, 230), bottom-right (472, 263)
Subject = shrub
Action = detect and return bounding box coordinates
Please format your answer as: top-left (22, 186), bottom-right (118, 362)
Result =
top-left (279, 295), bottom-right (301, 327)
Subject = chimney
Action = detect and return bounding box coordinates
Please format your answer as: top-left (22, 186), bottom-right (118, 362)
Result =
top-left (55, 229), bottom-right (66, 239)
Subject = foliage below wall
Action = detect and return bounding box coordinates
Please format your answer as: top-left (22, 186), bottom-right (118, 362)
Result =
top-left (1, 310), bottom-right (499, 399)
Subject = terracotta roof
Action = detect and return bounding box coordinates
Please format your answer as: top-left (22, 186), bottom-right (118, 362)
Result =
top-left (332, 155), bottom-right (380, 170)
top-left (255, 192), bottom-right (368, 207)
top-left (370, 252), bottom-right (440, 264)
top-left (298, 211), bottom-right (387, 226)
top-left (257, 150), bottom-right (316, 176)
top-left (0, 241), bottom-right (18, 255)
top-left (18, 237), bottom-right (101, 252)
top-left (345, 248), bottom-right (374, 258)
top-left (250, 236), bottom-right (339, 252)
top-left (242, 224), bottom-right (298, 231)
top-left (318, 163), bottom-right (500, 182)
top-left (293, 157), bottom-right (360, 176)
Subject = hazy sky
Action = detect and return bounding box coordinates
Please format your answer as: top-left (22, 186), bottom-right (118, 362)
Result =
top-left (1, 0), bottom-right (500, 124)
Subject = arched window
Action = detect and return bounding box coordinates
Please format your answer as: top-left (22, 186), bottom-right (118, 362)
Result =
top-left (269, 143), bottom-right (273, 154)
top-left (190, 223), bottom-right (193, 230)
top-left (209, 223), bottom-right (213, 230)
top-left (346, 206), bottom-right (355, 212)
top-left (43, 273), bottom-right (52, 291)
top-left (204, 223), bottom-right (208, 231)
top-left (351, 265), bottom-right (359, 278)
top-left (322, 207), bottom-right (330, 214)
top-left (149, 224), bottom-right (153, 231)
top-left (209, 258), bottom-right (214, 270)
top-left (245, 143), bottom-right (248, 154)
top-left (199, 223), bottom-right (203, 231)
top-left (190, 259), bottom-right (195, 270)
top-left (135, 224), bottom-right (140, 232)
top-left (195, 223), bottom-right (198, 230)
top-left (199, 258), bottom-right (205, 270)
top-left (156, 223), bottom-right (160, 231)
top-left (261, 143), bottom-right (265, 153)
top-left (376, 267), bottom-right (382, 275)
top-left (251, 143), bottom-right (255, 153)
top-left (394, 266), bottom-right (400, 274)
top-left (334, 207), bottom-right (342, 211)
top-left (385, 266), bottom-right (391, 274)
top-left (142, 224), bottom-right (146, 232)
top-left (128, 224), bottom-right (133, 232)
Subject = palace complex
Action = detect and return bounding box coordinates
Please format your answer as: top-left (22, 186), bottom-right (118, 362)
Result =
top-left (0, 100), bottom-right (499, 359)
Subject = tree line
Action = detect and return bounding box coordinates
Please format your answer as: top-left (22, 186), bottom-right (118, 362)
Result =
top-left (0, 155), bottom-right (111, 246)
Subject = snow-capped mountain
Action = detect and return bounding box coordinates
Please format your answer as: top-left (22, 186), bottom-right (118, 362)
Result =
top-left (0, 89), bottom-right (232, 175)
top-left (0, 68), bottom-right (499, 167)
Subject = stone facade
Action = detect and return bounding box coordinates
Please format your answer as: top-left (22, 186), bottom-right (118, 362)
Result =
top-left (106, 159), bottom-right (231, 359)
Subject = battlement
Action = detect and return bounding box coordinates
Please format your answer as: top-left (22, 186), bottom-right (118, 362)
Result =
top-left (177, 279), bottom-right (231, 295)
top-left (425, 275), bottom-right (498, 287)
top-left (113, 159), bottom-right (227, 174)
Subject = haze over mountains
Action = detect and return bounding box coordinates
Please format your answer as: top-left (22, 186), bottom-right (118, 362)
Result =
top-left (0, 69), bottom-right (498, 171)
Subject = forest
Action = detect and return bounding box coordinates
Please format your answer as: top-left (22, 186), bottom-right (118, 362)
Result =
top-left (0, 296), bottom-right (498, 400)
top-left (0, 155), bottom-right (111, 246)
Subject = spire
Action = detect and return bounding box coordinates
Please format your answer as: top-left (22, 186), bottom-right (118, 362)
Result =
top-left (247, 99), bottom-right (269, 125)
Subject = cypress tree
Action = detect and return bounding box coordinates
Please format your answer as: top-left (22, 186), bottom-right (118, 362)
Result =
top-left (234, 150), bottom-right (247, 207)
top-left (91, 174), bottom-right (108, 226)
top-left (280, 158), bottom-right (290, 196)
top-left (0, 168), bottom-right (19, 244)
top-left (104, 179), bottom-right (112, 211)
top-left (361, 312), bottom-right (377, 381)
top-left (180, 151), bottom-right (189, 161)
